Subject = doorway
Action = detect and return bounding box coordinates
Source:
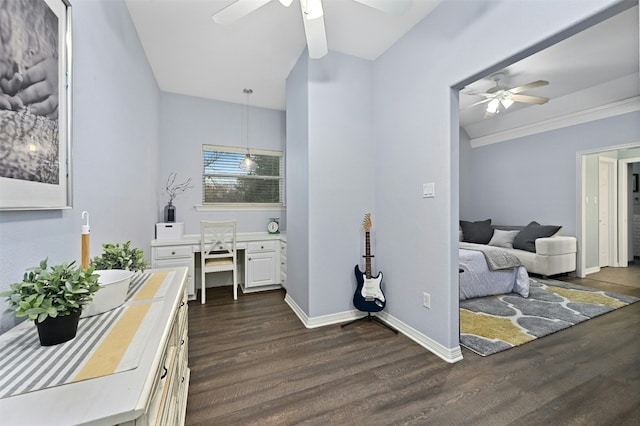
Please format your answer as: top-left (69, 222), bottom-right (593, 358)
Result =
top-left (578, 146), bottom-right (640, 277)
top-left (618, 157), bottom-right (640, 266)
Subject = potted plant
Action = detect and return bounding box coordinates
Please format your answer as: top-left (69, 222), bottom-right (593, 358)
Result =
top-left (0, 259), bottom-right (100, 346)
top-left (90, 240), bottom-right (148, 272)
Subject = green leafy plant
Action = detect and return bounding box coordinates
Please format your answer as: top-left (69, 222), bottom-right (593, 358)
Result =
top-left (90, 241), bottom-right (148, 272)
top-left (0, 259), bottom-right (101, 323)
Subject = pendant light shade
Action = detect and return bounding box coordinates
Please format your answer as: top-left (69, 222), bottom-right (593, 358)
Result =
top-left (239, 88), bottom-right (257, 172)
top-left (240, 152), bottom-right (256, 171)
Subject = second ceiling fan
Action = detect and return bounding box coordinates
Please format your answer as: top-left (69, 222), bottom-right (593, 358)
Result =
top-left (465, 72), bottom-right (550, 117)
top-left (212, 0), bottom-right (412, 59)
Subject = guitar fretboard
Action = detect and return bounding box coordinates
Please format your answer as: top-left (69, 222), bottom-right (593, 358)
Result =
top-left (365, 231), bottom-right (372, 279)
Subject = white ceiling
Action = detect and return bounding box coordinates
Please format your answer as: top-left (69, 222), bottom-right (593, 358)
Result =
top-left (459, 5), bottom-right (639, 139)
top-left (125, 1), bottom-right (639, 139)
top-left (125, 0), bottom-right (442, 110)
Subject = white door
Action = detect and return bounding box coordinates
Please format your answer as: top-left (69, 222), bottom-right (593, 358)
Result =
top-left (599, 160), bottom-right (610, 266)
top-left (598, 157), bottom-right (617, 267)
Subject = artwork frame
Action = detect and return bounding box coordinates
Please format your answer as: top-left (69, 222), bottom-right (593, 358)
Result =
top-left (0, 0), bottom-right (73, 210)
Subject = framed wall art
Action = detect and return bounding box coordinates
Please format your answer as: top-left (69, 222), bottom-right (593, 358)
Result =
top-left (0, 0), bottom-right (72, 210)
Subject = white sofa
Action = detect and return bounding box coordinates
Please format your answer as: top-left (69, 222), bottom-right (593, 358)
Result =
top-left (459, 221), bottom-right (577, 277)
top-left (494, 235), bottom-right (577, 276)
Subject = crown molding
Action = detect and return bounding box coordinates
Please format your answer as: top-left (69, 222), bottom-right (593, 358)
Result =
top-left (469, 96), bottom-right (640, 148)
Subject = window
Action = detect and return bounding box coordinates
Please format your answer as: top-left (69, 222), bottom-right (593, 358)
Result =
top-left (202, 145), bottom-right (284, 206)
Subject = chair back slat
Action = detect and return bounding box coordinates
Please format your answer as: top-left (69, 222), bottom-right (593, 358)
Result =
top-left (200, 220), bottom-right (237, 259)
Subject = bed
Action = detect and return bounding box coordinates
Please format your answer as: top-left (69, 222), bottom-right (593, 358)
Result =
top-left (459, 242), bottom-right (529, 300)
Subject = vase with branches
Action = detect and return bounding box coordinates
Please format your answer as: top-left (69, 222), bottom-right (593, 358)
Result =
top-left (164, 172), bottom-right (193, 222)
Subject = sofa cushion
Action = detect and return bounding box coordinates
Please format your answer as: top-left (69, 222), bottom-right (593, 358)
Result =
top-left (488, 229), bottom-right (520, 249)
top-left (460, 219), bottom-right (493, 244)
top-left (513, 221), bottom-right (562, 252)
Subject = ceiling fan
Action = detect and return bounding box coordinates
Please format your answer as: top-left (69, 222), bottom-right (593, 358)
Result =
top-left (464, 72), bottom-right (550, 116)
top-left (212, 0), bottom-right (412, 59)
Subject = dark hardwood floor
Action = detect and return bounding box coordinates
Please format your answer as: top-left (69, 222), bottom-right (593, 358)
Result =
top-left (185, 272), bottom-right (640, 425)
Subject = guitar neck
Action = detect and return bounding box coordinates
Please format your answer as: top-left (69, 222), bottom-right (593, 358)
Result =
top-left (365, 231), bottom-right (372, 279)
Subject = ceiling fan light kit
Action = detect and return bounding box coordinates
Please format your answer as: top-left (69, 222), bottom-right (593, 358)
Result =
top-left (212, 0), bottom-right (412, 59)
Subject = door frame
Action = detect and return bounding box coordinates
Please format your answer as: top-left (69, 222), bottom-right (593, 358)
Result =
top-left (618, 156), bottom-right (640, 267)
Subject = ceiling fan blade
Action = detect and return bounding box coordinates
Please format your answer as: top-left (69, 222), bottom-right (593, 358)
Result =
top-left (511, 94), bottom-right (549, 105)
top-left (463, 98), bottom-right (491, 109)
top-left (212, 0), bottom-right (273, 24)
top-left (352, 0), bottom-right (412, 15)
top-left (301, 9), bottom-right (328, 58)
top-left (508, 80), bottom-right (549, 94)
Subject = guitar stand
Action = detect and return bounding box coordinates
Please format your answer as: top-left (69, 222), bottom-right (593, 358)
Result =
top-left (341, 312), bottom-right (398, 334)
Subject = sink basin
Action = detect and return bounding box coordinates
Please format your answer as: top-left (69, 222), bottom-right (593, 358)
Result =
top-left (81, 270), bottom-right (134, 318)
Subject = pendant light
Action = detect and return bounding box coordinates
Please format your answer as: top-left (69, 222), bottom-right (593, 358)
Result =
top-left (239, 88), bottom-right (257, 171)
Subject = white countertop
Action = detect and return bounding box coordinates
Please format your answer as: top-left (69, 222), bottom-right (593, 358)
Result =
top-left (151, 231), bottom-right (286, 247)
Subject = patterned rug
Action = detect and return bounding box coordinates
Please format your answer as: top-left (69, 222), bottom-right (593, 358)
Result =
top-left (460, 277), bottom-right (639, 356)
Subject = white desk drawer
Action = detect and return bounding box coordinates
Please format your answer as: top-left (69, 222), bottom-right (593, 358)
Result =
top-left (155, 246), bottom-right (192, 259)
top-left (247, 241), bottom-right (277, 252)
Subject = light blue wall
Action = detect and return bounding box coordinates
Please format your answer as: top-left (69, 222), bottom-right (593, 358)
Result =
top-left (0, 0), bottom-right (160, 333)
top-left (372, 0), bottom-right (626, 351)
top-left (158, 92), bottom-right (286, 235)
top-left (307, 52), bottom-right (375, 317)
top-left (286, 51), bottom-right (376, 318)
top-left (285, 51), bottom-right (310, 313)
top-left (461, 112), bottom-right (640, 267)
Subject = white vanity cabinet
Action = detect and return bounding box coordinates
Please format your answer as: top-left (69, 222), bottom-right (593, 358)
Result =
top-left (135, 282), bottom-right (189, 426)
top-left (151, 233), bottom-right (286, 295)
top-left (152, 242), bottom-right (196, 300)
top-left (280, 240), bottom-right (287, 289)
top-left (245, 240), bottom-right (281, 290)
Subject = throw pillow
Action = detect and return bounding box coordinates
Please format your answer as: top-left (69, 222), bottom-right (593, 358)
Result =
top-left (488, 229), bottom-right (520, 249)
top-left (512, 221), bottom-right (562, 252)
top-left (460, 219), bottom-right (493, 244)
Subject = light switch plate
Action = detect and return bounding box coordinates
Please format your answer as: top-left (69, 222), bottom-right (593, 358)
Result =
top-left (423, 182), bottom-right (435, 198)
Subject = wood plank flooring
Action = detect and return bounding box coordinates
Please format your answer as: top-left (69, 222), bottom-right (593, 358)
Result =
top-left (185, 273), bottom-right (640, 425)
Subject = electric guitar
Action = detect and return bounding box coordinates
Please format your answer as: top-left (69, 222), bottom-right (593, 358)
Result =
top-left (353, 213), bottom-right (386, 313)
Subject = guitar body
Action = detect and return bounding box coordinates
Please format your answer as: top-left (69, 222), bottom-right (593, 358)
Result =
top-left (353, 265), bottom-right (385, 313)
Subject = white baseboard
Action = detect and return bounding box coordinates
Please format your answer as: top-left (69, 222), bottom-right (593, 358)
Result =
top-left (584, 266), bottom-right (601, 275)
top-left (283, 294), bottom-right (463, 364)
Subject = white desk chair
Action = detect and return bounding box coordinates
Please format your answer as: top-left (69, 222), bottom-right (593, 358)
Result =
top-left (200, 220), bottom-right (237, 304)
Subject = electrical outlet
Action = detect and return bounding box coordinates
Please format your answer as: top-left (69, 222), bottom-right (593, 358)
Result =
top-left (423, 292), bottom-right (431, 309)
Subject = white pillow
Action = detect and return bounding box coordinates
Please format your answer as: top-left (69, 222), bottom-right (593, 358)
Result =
top-left (488, 229), bottom-right (520, 249)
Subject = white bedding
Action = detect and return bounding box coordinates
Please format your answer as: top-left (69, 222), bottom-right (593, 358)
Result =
top-left (459, 248), bottom-right (529, 300)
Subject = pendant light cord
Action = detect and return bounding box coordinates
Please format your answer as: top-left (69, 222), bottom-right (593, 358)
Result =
top-left (244, 88), bottom-right (253, 154)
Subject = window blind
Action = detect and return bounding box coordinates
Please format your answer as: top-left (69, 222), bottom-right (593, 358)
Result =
top-left (202, 145), bottom-right (284, 206)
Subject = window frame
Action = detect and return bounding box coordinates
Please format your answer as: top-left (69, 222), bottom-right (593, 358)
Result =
top-left (201, 144), bottom-right (285, 208)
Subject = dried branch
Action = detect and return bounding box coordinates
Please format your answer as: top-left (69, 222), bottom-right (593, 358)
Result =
top-left (166, 172), bottom-right (193, 202)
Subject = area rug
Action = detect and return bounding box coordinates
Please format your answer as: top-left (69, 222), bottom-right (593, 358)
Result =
top-left (460, 277), bottom-right (639, 356)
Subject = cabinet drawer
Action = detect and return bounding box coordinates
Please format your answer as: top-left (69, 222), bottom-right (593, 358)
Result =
top-left (247, 241), bottom-right (277, 252)
top-left (155, 246), bottom-right (192, 259)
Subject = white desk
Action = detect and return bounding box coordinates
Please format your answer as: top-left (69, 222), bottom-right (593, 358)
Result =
top-left (151, 232), bottom-right (287, 300)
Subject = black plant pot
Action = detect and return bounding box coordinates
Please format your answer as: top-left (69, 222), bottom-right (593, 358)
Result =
top-left (35, 310), bottom-right (81, 346)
